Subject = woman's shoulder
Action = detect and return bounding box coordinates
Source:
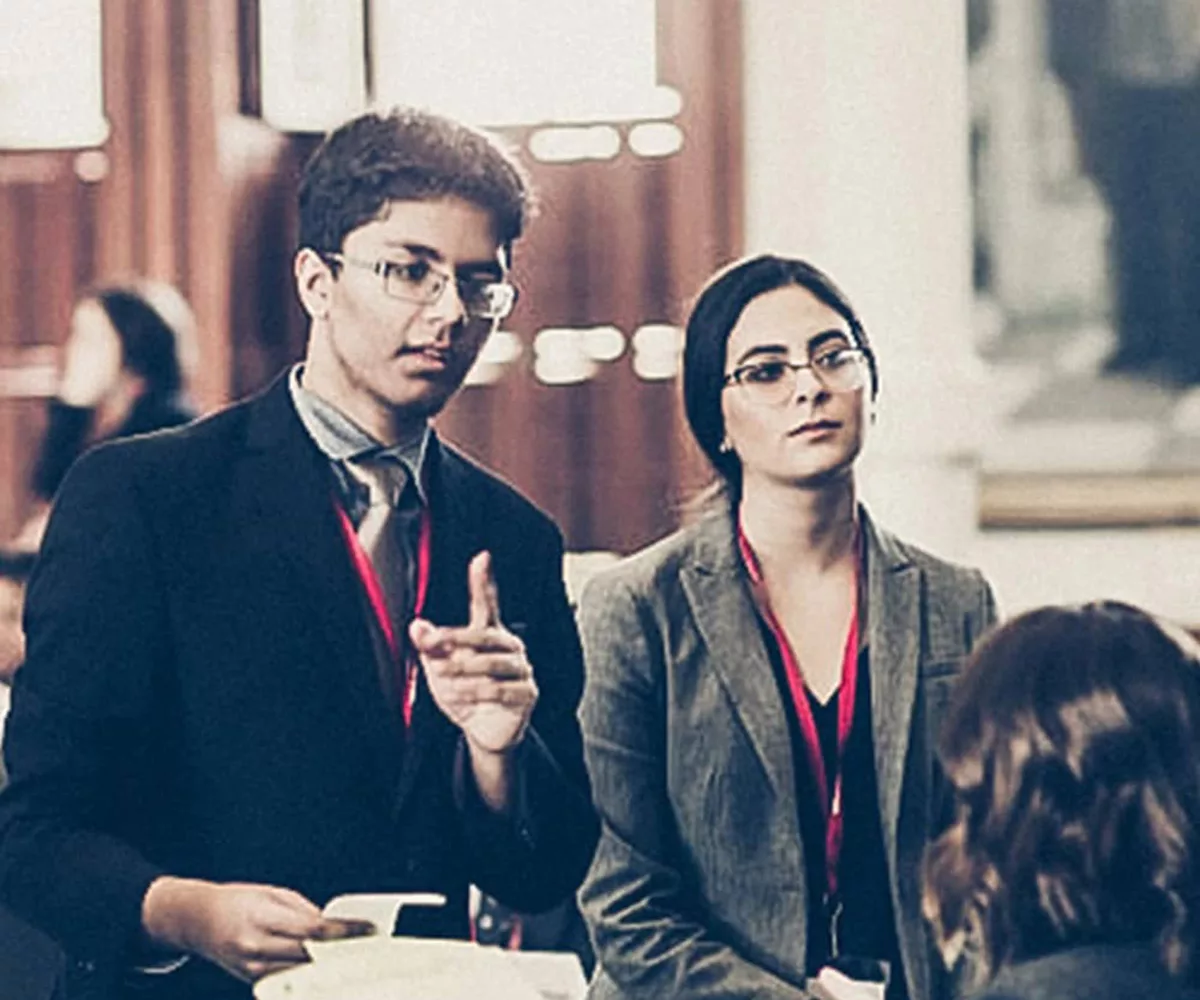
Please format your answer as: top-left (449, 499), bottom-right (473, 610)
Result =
top-left (579, 511), bottom-right (732, 610)
top-left (866, 513), bottom-right (991, 597)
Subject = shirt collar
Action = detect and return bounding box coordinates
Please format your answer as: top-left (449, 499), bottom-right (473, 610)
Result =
top-left (288, 364), bottom-right (431, 504)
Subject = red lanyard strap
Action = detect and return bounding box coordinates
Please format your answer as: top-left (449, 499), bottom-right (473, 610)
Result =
top-left (737, 522), bottom-right (860, 899)
top-left (335, 501), bottom-right (432, 727)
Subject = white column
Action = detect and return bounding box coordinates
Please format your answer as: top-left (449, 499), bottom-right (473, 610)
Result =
top-left (742, 1), bottom-right (986, 561)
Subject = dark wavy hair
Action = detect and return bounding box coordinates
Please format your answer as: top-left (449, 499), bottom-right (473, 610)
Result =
top-left (681, 254), bottom-right (878, 502)
top-left (298, 106), bottom-right (531, 264)
top-left (923, 602), bottom-right (1200, 985)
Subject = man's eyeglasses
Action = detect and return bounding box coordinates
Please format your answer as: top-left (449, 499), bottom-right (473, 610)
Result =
top-left (320, 252), bottom-right (519, 321)
top-left (723, 347), bottom-right (870, 405)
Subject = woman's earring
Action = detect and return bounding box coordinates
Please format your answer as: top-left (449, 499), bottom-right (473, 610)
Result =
top-left (718, 436), bottom-right (733, 455)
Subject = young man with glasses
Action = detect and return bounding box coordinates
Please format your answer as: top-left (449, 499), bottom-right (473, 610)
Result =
top-left (0, 107), bottom-right (598, 1000)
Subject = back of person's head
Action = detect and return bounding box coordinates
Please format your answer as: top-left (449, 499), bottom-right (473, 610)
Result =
top-left (91, 280), bottom-right (197, 398)
top-left (297, 106), bottom-right (531, 264)
top-left (923, 601), bottom-right (1200, 984)
top-left (681, 253), bottom-right (879, 501)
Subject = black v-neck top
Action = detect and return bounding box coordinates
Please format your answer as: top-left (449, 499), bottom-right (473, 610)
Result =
top-left (761, 633), bottom-right (907, 999)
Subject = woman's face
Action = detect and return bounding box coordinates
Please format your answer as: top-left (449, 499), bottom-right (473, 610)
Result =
top-left (68, 299), bottom-right (124, 390)
top-left (720, 284), bottom-right (869, 491)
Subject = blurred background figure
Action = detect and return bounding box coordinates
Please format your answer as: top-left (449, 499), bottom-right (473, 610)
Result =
top-left (0, 280), bottom-right (198, 684)
top-left (924, 601), bottom-right (1200, 1000)
top-left (1047, 0), bottom-right (1200, 383)
top-left (22, 281), bottom-right (199, 539)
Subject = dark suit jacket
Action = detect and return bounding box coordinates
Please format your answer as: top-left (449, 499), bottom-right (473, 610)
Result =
top-left (576, 506), bottom-right (997, 1000)
top-left (0, 375), bottom-right (598, 1000)
top-left (969, 944), bottom-right (1200, 1000)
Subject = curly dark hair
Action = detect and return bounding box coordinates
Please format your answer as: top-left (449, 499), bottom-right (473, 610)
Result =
top-left (922, 601), bottom-right (1200, 985)
top-left (681, 254), bottom-right (879, 502)
top-left (297, 106), bottom-right (531, 263)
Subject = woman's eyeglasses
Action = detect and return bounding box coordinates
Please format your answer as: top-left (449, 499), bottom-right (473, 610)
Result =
top-left (722, 347), bottom-right (870, 405)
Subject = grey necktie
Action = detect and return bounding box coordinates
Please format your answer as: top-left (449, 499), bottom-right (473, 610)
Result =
top-left (345, 457), bottom-right (420, 703)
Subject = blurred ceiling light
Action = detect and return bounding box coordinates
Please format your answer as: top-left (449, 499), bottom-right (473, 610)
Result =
top-left (0, 0), bottom-right (108, 150)
top-left (582, 326), bottom-right (626, 363)
top-left (478, 330), bottom-right (523, 366)
top-left (370, 0), bottom-right (659, 126)
top-left (628, 121), bottom-right (685, 158)
top-left (631, 324), bottom-right (683, 381)
top-left (259, 0), bottom-right (365, 131)
top-left (73, 149), bottom-right (109, 183)
top-left (464, 330), bottom-right (523, 387)
top-left (529, 126), bottom-right (621, 164)
top-left (534, 328), bottom-right (598, 386)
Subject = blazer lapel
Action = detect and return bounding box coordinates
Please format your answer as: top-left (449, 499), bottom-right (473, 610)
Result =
top-left (680, 511), bottom-right (801, 819)
top-left (240, 376), bottom-right (405, 789)
top-left (862, 509), bottom-right (922, 862)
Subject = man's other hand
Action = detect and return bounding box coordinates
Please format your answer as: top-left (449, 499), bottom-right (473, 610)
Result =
top-left (141, 876), bottom-right (373, 982)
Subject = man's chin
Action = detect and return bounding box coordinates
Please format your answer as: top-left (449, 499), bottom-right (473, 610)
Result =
top-left (380, 379), bottom-right (462, 421)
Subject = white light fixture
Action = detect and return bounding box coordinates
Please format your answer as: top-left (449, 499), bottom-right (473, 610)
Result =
top-left (631, 324), bottom-right (683, 381)
top-left (528, 126), bottom-right (621, 164)
top-left (259, 0), bottom-right (366, 132)
top-left (370, 0), bottom-right (660, 127)
top-left (628, 121), bottom-right (685, 158)
top-left (0, 0), bottom-right (108, 150)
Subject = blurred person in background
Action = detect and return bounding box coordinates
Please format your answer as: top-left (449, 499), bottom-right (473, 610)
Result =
top-left (923, 601), bottom-right (1200, 1000)
top-left (576, 254), bottom-right (998, 1000)
top-left (0, 280), bottom-right (197, 686)
top-left (1047, 0), bottom-right (1200, 383)
top-left (0, 106), bottom-right (597, 1000)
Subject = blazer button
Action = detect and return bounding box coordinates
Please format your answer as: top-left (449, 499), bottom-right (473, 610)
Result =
top-left (75, 958), bottom-right (97, 974)
top-left (405, 858), bottom-right (419, 875)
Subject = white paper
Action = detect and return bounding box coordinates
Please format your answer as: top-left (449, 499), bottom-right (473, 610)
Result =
top-left (256, 937), bottom-right (543, 1000)
top-left (812, 966), bottom-right (887, 1000)
top-left (302, 892), bottom-right (445, 963)
top-left (508, 950), bottom-right (587, 1000)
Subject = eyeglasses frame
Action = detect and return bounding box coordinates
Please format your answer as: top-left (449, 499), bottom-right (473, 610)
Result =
top-left (317, 250), bottom-right (519, 321)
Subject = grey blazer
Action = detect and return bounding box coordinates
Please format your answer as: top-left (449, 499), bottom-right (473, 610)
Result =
top-left (576, 506), bottom-right (997, 1000)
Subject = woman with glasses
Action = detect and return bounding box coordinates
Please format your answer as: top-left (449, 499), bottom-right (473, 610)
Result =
top-left (576, 254), bottom-right (998, 1000)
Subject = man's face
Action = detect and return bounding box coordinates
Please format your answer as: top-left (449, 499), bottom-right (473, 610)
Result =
top-left (299, 196), bottom-right (505, 439)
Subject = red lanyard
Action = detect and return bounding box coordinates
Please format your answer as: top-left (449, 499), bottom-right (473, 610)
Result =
top-left (335, 502), bottom-right (432, 728)
top-left (737, 522), bottom-right (860, 900)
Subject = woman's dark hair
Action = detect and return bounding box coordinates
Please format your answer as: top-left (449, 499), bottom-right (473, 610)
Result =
top-left (681, 254), bottom-right (878, 501)
top-left (93, 282), bottom-right (195, 397)
top-left (923, 602), bottom-right (1200, 984)
top-left (298, 106), bottom-right (531, 264)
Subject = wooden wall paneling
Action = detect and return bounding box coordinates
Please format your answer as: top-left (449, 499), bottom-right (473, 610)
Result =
top-left (0, 183), bottom-right (27, 538)
top-left (182, 0), bottom-right (238, 410)
top-left (28, 180), bottom-right (78, 349)
top-left (141, 0), bottom-right (179, 282)
top-left (583, 150), bottom-right (662, 553)
top-left (658, 0), bottom-right (743, 523)
top-left (97, 0), bottom-right (137, 278)
top-left (512, 153), bottom-right (591, 541)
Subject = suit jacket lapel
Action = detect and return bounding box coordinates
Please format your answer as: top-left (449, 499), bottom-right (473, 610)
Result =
top-left (862, 508), bottom-right (922, 864)
top-left (240, 375), bottom-right (405, 789)
top-left (680, 510), bottom-right (801, 826)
